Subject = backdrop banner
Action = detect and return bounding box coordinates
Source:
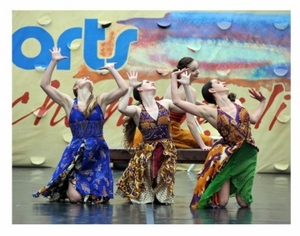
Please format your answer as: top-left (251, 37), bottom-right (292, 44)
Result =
top-left (12, 10), bottom-right (290, 173)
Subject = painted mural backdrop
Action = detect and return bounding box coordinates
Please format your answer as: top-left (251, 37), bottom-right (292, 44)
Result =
top-left (12, 11), bottom-right (290, 173)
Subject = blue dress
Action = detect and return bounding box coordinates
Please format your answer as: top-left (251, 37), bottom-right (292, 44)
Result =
top-left (32, 98), bottom-right (114, 204)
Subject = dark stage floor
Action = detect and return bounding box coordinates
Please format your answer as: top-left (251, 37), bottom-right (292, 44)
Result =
top-left (12, 167), bottom-right (291, 226)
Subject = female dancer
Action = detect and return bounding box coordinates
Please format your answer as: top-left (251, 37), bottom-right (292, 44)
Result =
top-left (32, 47), bottom-right (128, 204)
top-left (133, 57), bottom-right (213, 150)
top-left (171, 69), bottom-right (266, 209)
top-left (116, 71), bottom-right (185, 204)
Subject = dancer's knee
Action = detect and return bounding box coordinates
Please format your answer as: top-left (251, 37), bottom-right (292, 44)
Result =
top-left (219, 198), bottom-right (229, 207)
top-left (218, 179), bottom-right (230, 207)
top-left (236, 194), bottom-right (249, 208)
top-left (67, 194), bottom-right (82, 203)
top-left (67, 182), bottom-right (82, 203)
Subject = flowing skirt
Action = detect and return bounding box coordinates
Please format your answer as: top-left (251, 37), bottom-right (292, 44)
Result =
top-left (116, 140), bottom-right (177, 204)
top-left (190, 142), bottom-right (257, 209)
top-left (32, 137), bottom-right (114, 204)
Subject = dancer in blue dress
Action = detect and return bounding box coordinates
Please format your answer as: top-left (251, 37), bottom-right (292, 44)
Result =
top-left (32, 47), bottom-right (128, 204)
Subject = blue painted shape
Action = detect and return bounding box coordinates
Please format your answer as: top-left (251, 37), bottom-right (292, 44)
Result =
top-left (57, 27), bottom-right (82, 70)
top-left (12, 27), bottom-right (54, 69)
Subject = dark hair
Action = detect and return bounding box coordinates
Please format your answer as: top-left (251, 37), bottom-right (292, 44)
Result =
top-left (123, 82), bottom-right (143, 151)
top-left (228, 92), bottom-right (237, 102)
top-left (172, 57), bottom-right (195, 87)
top-left (201, 80), bottom-right (216, 104)
top-left (176, 57), bottom-right (194, 70)
top-left (122, 117), bottom-right (137, 152)
top-left (73, 80), bottom-right (78, 97)
top-left (132, 82), bottom-right (143, 103)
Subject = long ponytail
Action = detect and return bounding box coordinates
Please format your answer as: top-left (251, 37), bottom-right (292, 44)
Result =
top-left (123, 83), bottom-right (142, 152)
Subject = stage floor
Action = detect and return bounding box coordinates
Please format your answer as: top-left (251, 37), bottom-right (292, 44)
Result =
top-left (12, 167), bottom-right (290, 225)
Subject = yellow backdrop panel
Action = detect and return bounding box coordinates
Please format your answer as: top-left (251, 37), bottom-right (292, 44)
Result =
top-left (12, 11), bottom-right (290, 173)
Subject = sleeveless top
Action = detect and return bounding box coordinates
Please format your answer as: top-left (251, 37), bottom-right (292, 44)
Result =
top-left (138, 102), bottom-right (171, 142)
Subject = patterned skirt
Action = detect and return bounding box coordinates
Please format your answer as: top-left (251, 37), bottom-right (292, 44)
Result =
top-left (115, 140), bottom-right (177, 204)
top-left (32, 137), bottom-right (114, 204)
top-left (190, 142), bottom-right (257, 208)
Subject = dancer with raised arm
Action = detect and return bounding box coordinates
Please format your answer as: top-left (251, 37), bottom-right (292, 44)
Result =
top-left (171, 69), bottom-right (266, 209)
top-left (133, 57), bottom-right (213, 151)
top-left (32, 47), bottom-right (128, 204)
top-left (116, 71), bottom-right (186, 204)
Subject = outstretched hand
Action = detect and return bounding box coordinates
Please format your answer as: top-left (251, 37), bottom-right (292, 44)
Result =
top-left (126, 71), bottom-right (140, 87)
top-left (177, 70), bottom-right (191, 85)
top-left (50, 47), bottom-right (68, 61)
top-left (99, 62), bottom-right (116, 70)
top-left (248, 88), bottom-right (266, 102)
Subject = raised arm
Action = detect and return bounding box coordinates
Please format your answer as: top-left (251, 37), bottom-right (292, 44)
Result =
top-left (171, 70), bottom-right (217, 128)
top-left (248, 88), bottom-right (266, 124)
top-left (186, 112), bottom-right (211, 149)
top-left (40, 47), bottom-right (72, 109)
top-left (181, 72), bottom-right (211, 150)
top-left (118, 71), bottom-right (140, 125)
top-left (171, 70), bottom-right (202, 117)
top-left (98, 63), bottom-right (128, 108)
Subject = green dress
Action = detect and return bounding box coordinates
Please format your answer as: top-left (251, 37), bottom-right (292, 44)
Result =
top-left (190, 103), bottom-right (258, 209)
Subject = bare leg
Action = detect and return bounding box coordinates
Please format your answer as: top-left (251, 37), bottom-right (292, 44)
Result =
top-left (236, 193), bottom-right (249, 208)
top-left (66, 181), bottom-right (82, 203)
top-left (217, 179), bottom-right (230, 207)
